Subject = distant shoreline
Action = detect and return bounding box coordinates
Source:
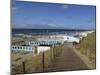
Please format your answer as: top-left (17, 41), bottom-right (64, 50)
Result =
top-left (12, 28), bottom-right (95, 31)
top-left (12, 29), bottom-right (95, 35)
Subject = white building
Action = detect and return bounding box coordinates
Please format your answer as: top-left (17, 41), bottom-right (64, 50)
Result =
top-left (37, 34), bottom-right (81, 44)
top-left (66, 35), bottom-right (80, 43)
top-left (37, 46), bottom-right (50, 54)
top-left (11, 45), bottom-right (50, 55)
top-left (49, 35), bottom-right (80, 43)
top-left (12, 45), bottom-right (35, 52)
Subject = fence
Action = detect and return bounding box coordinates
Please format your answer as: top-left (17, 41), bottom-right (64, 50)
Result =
top-left (11, 44), bottom-right (63, 74)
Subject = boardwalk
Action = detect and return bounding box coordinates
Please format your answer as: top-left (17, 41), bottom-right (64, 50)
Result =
top-left (46, 42), bottom-right (90, 72)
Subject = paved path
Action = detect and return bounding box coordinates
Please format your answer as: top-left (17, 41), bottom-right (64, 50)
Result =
top-left (46, 42), bottom-right (90, 72)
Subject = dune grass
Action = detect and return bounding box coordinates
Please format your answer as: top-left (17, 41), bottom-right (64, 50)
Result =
top-left (75, 32), bottom-right (96, 67)
top-left (11, 44), bottom-right (63, 74)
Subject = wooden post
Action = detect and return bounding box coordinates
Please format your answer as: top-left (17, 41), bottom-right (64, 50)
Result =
top-left (54, 46), bottom-right (56, 56)
top-left (53, 44), bottom-right (55, 60)
top-left (35, 46), bottom-right (37, 54)
top-left (22, 61), bottom-right (26, 74)
top-left (61, 44), bottom-right (62, 53)
top-left (50, 47), bottom-right (53, 62)
top-left (42, 52), bottom-right (45, 72)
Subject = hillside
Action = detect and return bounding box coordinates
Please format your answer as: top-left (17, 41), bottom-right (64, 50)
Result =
top-left (75, 32), bottom-right (96, 68)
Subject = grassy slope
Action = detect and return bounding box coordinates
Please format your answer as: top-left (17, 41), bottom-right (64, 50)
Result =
top-left (75, 32), bottom-right (96, 67)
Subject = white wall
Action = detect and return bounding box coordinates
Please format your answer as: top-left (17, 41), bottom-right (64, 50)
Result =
top-left (37, 46), bottom-right (50, 54)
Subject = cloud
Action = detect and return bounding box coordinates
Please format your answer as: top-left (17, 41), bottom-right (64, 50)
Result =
top-left (62, 5), bottom-right (69, 9)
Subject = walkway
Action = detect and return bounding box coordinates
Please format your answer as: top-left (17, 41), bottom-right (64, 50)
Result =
top-left (46, 42), bottom-right (90, 72)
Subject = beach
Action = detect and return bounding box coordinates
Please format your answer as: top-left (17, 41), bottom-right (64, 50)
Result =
top-left (11, 29), bottom-right (95, 74)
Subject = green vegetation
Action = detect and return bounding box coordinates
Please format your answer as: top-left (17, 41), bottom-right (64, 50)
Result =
top-left (75, 32), bottom-right (96, 67)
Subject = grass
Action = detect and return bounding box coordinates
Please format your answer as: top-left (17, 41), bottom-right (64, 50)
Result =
top-left (11, 44), bottom-right (63, 74)
top-left (75, 32), bottom-right (96, 67)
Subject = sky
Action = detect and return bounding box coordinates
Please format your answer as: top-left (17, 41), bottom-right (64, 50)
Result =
top-left (12, 0), bottom-right (96, 29)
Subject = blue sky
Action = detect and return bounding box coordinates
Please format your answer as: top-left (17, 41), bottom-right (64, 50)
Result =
top-left (12, 0), bottom-right (96, 29)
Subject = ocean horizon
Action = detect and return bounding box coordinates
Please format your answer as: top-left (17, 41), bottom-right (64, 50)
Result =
top-left (12, 28), bottom-right (93, 36)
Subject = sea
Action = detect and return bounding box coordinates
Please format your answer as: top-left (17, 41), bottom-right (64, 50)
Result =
top-left (12, 29), bottom-right (90, 37)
